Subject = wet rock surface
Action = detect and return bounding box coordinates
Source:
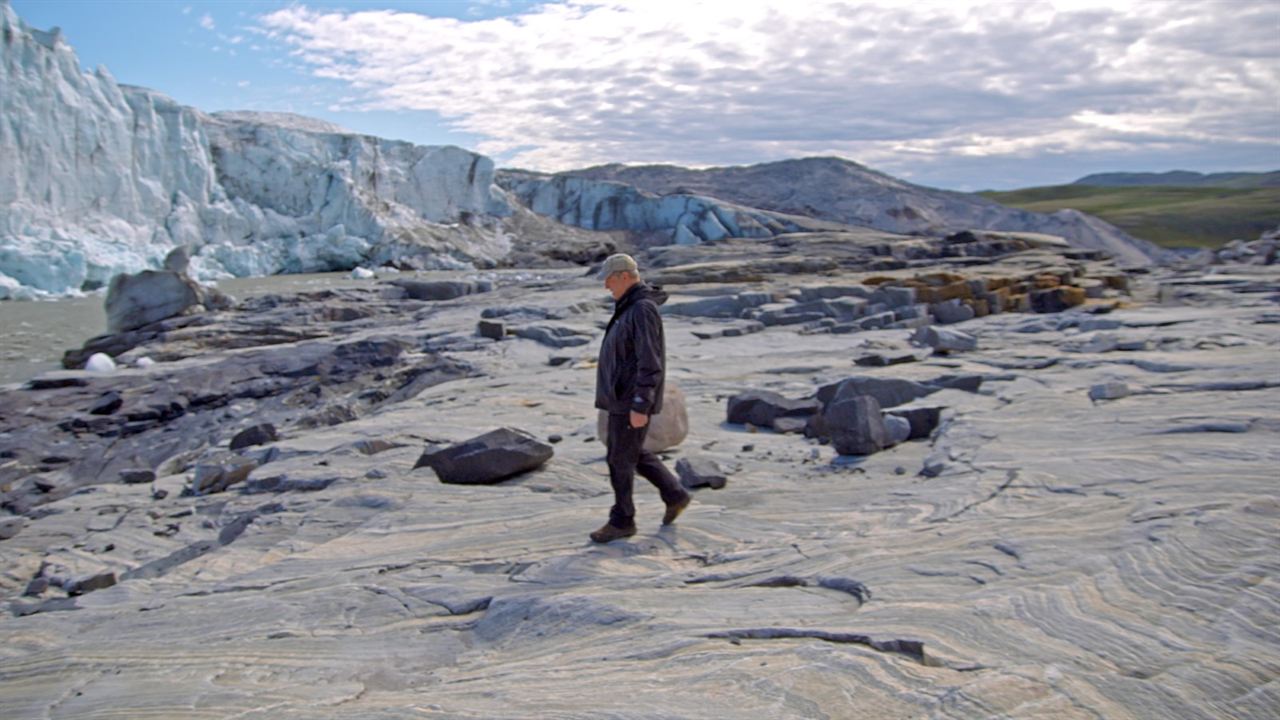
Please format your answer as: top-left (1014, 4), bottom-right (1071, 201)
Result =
top-left (0, 246), bottom-right (1278, 718)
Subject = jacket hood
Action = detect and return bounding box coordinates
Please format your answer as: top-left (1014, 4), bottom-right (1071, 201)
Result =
top-left (623, 282), bottom-right (668, 307)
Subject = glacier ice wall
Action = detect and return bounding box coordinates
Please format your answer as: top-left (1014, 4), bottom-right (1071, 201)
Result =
top-left (0, 2), bottom-right (510, 298)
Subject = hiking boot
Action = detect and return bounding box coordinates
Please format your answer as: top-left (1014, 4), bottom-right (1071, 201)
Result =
top-left (662, 494), bottom-right (691, 525)
top-left (589, 522), bottom-right (636, 543)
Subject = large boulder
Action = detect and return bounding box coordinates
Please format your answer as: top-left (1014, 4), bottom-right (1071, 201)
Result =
top-left (104, 268), bottom-right (233, 334)
top-left (598, 383), bottom-right (689, 452)
top-left (415, 428), bottom-right (553, 485)
top-left (727, 390), bottom-right (822, 427)
top-left (106, 270), bottom-right (200, 333)
top-left (824, 395), bottom-right (887, 456)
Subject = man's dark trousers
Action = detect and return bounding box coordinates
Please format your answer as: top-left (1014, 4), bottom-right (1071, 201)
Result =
top-left (606, 412), bottom-right (686, 528)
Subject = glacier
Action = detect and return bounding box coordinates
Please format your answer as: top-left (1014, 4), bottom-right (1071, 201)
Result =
top-left (0, 2), bottom-right (513, 299)
top-left (0, 0), bottom-right (1169, 300)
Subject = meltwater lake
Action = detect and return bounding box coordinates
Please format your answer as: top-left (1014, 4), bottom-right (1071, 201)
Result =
top-left (0, 272), bottom-right (429, 387)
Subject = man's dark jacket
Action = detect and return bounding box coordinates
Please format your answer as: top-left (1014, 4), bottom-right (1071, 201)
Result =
top-left (595, 283), bottom-right (668, 416)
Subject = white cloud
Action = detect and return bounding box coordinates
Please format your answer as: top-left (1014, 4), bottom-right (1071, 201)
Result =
top-left (200, 13), bottom-right (215, 31)
top-left (256, 0), bottom-right (1280, 177)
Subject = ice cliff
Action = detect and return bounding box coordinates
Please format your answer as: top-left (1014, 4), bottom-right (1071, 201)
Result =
top-left (0, 1), bottom-right (1168, 300)
top-left (0, 2), bottom-right (511, 299)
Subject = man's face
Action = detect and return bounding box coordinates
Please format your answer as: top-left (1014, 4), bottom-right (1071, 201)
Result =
top-left (604, 271), bottom-right (623, 300)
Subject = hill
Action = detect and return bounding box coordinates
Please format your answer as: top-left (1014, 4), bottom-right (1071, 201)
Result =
top-left (541, 157), bottom-right (1168, 265)
top-left (979, 184), bottom-right (1280, 249)
top-left (1072, 170), bottom-right (1280, 189)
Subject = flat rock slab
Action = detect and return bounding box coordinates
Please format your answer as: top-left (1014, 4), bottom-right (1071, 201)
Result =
top-left (415, 428), bottom-right (554, 484)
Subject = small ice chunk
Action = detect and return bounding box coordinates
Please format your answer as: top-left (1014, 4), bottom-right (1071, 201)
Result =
top-left (350, 267), bottom-right (375, 280)
top-left (135, 357), bottom-right (156, 368)
top-left (85, 353), bottom-right (117, 373)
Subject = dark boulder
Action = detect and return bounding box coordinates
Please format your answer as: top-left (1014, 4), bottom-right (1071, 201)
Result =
top-left (825, 396), bottom-right (887, 456)
top-left (66, 570), bottom-right (117, 596)
top-left (230, 423), bottom-right (278, 451)
top-left (118, 469), bottom-right (156, 485)
top-left (817, 376), bottom-right (935, 410)
top-left (477, 320), bottom-right (506, 340)
top-left (415, 428), bottom-right (553, 485)
top-left (89, 391), bottom-right (123, 416)
top-left (676, 457), bottom-right (728, 490)
top-left (727, 390), bottom-right (821, 427)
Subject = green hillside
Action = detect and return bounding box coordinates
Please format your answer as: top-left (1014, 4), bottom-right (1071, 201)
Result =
top-left (979, 185), bottom-right (1280, 249)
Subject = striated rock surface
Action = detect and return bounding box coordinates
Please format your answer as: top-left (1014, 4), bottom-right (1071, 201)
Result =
top-left (0, 250), bottom-right (1276, 718)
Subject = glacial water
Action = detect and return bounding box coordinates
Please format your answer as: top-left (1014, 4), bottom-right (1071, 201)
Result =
top-left (0, 273), bottom-right (392, 387)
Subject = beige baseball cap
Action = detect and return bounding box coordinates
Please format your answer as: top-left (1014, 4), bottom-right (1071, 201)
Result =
top-left (597, 253), bottom-right (639, 279)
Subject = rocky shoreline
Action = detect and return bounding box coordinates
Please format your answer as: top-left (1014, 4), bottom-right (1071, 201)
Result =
top-left (1, 232), bottom-right (1278, 718)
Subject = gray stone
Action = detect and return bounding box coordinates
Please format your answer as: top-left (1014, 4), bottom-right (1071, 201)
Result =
top-left (857, 311), bottom-right (895, 330)
top-left (415, 428), bottom-right (553, 485)
top-left (886, 406), bottom-right (944, 440)
top-left (477, 319), bottom-right (506, 340)
top-left (514, 325), bottom-right (592, 348)
top-left (106, 270), bottom-right (201, 333)
top-left (721, 321), bottom-right (766, 337)
top-left (817, 376), bottom-right (936, 410)
top-left (390, 279), bottom-right (492, 301)
top-left (727, 390), bottom-right (822, 427)
top-left (0, 516), bottom-right (26, 540)
top-left (229, 423), bottom-right (278, 451)
top-left (854, 351), bottom-right (920, 367)
top-left (825, 396), bottom-right (888, 456)
top-left (663, 295), bottom-right (746, 318)
top-left (191, 454), bottom-right (259, 494)
top-left (894, 304), bottom-right (929, 321)
top-left (872, 286), bottom-right (916, 308)
top-left (884, 414), bottom-right (911, 446)
top-left (89, 391), bottom-right (123, 416)
top-left (795, 285), bottom-right (872, 301)
top-left (930, 299), bottom-right (975, 325)
top-left (1089, 382), bottom-right (1131, 401)
top-left (118, 468), bottom-right (156, 484)
top-left (758, 310), bottom-right (827, 327)
top-left (691, 321), bottom-right (765, 340)
top-left (928, 375), bottom-right (984, 393)
top-left (676, 457), bottom-right (728, 489)
top-left (912, 325), bottom-right (977, 353)
top-left (23, 576), bottom-right (48, 596)
top-left (66, 570), bottom-right (117, 596)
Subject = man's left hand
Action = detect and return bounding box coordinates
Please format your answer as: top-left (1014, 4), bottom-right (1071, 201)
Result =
top-left (629, 411), bottom-right (649, 428)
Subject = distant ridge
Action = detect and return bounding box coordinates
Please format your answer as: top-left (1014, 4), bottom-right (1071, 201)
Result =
top-left (1073, 170), bottom-right (1280, 189)
top-left (542, 156), bottom-right (1169, 265)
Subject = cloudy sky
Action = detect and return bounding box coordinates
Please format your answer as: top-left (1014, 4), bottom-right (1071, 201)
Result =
top-left (11, 0), bottom-right (1280, 190)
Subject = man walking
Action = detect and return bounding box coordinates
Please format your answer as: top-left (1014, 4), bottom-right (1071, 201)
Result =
top-left (591, 253), bottom-right (690, 543)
